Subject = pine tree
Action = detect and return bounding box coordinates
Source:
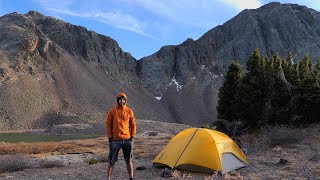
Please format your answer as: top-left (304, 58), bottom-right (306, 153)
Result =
top-left (282, 52), bottom-right (295, 85)
top-left (291, 63), bottom-right (300, 86)
top-left (298, 56), bottom-right (313, 80)
top-left (217, 61), bottom-right (243, 122)
top-left (269, 54), bottom-right (291, 124)
top-left (295, 56), bottom-right (320, 123)
top-left (315, 62), bottom-right (320, 84)
top-left (235, 49), bottom-right (266, 127)
top-left (218, 50), bottom-right (320, 127)
top-left (260, 56), bottom-right (275, 124)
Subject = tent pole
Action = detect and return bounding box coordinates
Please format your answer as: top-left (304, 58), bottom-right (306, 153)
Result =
top-left (173, 128), bottom-right (199, 168)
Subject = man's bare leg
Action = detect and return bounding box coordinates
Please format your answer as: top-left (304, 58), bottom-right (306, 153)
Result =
top-left (126, 161), bottom-right (133, 179)
top-left (107, 163), bottom-right (114, 180)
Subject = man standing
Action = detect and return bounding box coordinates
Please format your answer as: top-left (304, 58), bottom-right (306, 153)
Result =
top-left (106, 93), bottom-right (136, 180)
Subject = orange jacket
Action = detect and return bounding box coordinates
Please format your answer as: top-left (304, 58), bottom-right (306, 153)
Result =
top-left (106, 93), bottom-right (137, 140)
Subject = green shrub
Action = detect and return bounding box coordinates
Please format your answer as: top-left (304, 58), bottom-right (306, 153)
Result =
top-left (89, 158), bottom-right (98, 165)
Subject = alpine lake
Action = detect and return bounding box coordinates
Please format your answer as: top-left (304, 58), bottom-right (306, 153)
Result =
top-left (0, 133), bottom-right (99, 143)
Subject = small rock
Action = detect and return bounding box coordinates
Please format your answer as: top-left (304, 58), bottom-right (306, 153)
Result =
top-left (136, 166), bottom-right (147, 170)
top-left (227, 170), bottom-right (238, 176)
top-left (161, 168), bottom-right (173, 178)
top-left (242, 147), bottom-right (248, 155)
top-left (276, 158), bottom-right (288, 166)
top-left (146, 131), bottom-right (158, 136)
top-left (272, 146), bottom-right (282, 152)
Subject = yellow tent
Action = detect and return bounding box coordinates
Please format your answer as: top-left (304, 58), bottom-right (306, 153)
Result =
top-left (153, 128), bottom-right (248, 173)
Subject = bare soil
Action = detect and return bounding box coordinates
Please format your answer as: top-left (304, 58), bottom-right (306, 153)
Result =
top-left (0, 121), bottom-right (319, 180)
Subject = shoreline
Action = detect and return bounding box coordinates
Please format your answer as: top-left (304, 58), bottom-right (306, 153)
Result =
top-left (0, 129), bottom-right (47, 134)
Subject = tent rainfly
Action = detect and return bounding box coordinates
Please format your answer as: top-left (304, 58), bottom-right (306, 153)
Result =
top-left (153, 128), bottom-right (249, 173)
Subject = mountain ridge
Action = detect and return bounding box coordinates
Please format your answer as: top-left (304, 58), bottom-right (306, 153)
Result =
top-left (136, 2), bottom-right (320, 124)
top-left (0, 10), bottom-right (173, 130)
top-left (1, 2), bottom-right (320, 129)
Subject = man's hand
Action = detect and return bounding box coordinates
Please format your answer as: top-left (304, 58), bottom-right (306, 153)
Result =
top-left (109, 137), bottom-right (113, 143)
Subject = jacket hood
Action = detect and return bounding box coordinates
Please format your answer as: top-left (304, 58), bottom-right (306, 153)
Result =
top-left (117, 93), bottom-right (127, 100)
top-left (116, 92), bottom-right (127, 107)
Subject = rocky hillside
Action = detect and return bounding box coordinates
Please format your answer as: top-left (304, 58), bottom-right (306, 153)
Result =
top-left (137, 2), bottom-right (320, 125)
top-left (1, 2), bottom-right (320, 129)
top-left (0, 11), bottom-right (173, 130)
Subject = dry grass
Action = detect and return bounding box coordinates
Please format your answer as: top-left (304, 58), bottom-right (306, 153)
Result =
top-left (0, 133), bottom-right (172, 174)
top-left (134, 134), bottom-right (171, 159)
top-left (293, 146), bottom-right (319, 180)
top-left (222, 172), bottom-right (245, 180)
top-left (0, 141), bottom-right (96, 155)
top-left (172, 170), bottom-right (193, 179)
top-left (0, 122), bottom-right (319, 179)
top-left (239, 123), bottom-right (320, 179)
top-left (261, 125), bottom-right (303, 147)
top-left (0, 133), bottom-right (171, 158)
top-left (171, 170), bottom-right (246, 180)
top-left (0, 142), bottom-right (76, 154)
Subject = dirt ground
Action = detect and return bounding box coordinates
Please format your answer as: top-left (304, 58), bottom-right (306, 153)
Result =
top-left (0, 121), bottom-right (319, 180)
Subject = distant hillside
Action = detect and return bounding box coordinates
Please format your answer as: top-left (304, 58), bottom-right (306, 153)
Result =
top-left (2, 2), bottom-right (320, 130)
top-left (0, 11), bottom-right (173, 130)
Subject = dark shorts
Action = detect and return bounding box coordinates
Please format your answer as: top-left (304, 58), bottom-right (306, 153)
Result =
top-left (108, 139), bottom-right (133, 165)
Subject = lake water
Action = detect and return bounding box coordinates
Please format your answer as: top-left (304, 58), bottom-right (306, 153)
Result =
top-left (0, 133), bottom-right (99, 143)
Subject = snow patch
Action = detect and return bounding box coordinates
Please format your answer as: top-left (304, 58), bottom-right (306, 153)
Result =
top-left (212, 75), bottom-right (218, 79)
top-left (155, 96), bottom-right (162, 100)
top-left (200, 65), bottom-right (206, 70)
top-left (208, 72), bottom-right (221, 79)
top-left (169, 75), bottom-right (183, 92)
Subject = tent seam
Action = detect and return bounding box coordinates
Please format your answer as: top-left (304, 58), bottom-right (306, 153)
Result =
top-left (204, 129), bottom-right (223, 170)
top-left (173, 128), bottom-right (199, 169)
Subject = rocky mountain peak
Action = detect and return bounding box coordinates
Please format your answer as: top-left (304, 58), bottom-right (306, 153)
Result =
top-left (137, 2), bottom-right (320, 125)
top-left (2, 2), bottom-right (320, 129)
top-left (181, 38), bottom-right (195, 46)
top-left (260, 1), bottom-right (281, 9)
top-left (26, 10), bottom-right (44, 17)
top-left (0, 10), bottom-right (139, 84)
top-left (0, 10), bottom-right (173, 130)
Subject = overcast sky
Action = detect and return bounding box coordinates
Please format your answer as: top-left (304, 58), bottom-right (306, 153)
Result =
top-left (1, 0), bottom-right (320, 59)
